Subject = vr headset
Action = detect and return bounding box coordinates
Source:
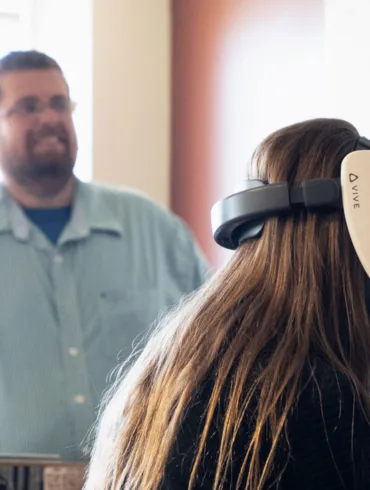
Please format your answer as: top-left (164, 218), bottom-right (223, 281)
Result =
top-left (211, 136), bottom-right (370, 277)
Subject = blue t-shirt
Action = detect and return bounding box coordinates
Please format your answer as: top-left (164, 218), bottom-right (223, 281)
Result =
top-left (23, 206), bottom-right (72, 245)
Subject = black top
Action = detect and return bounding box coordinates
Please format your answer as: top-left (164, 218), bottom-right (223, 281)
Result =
top-left (161, 363), bottom-right (370, 489)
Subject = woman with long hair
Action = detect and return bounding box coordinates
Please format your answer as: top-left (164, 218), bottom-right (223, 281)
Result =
top-left (85, 118), bottom-right (370, 490)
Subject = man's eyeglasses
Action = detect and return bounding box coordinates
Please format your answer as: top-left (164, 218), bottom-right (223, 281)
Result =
top-left (0, 95), bottom-right (77, 118)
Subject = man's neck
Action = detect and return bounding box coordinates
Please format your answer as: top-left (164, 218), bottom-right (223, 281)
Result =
top-left (4, 177), bottom-right (76, 208)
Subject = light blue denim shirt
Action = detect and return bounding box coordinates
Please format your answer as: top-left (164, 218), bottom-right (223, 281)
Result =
top-left (0, 181), bottom-right (209, 461)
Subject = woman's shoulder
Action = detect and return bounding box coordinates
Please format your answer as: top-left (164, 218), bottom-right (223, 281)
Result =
top-left (297, 361), bottom-right (364, 411)
top-left (291, 361), bottom-right (369, 444)
top-left (284, 361), bottom-right (370, 489)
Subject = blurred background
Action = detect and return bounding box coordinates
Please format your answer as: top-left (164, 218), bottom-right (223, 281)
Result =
top-left (2, 0), bottom-right (368, 266)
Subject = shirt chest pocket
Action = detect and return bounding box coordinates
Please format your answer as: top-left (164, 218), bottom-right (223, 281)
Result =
top-left (98, 288), bottom-right (160, 361)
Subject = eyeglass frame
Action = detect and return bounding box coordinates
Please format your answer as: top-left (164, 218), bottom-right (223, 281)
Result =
top-left (0, 95), bottom-right (77, 119)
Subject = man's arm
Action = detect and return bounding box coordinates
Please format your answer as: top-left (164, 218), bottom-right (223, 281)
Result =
top-left (170, 216), bottom-right (211, 293)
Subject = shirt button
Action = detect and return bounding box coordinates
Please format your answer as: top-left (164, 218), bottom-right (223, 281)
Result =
top-left (74, 395), bottom-right (86, 405)
top-left (68, 347), bottom-right (79, 357)
top-left (54, 254), bottom-right (63, 264)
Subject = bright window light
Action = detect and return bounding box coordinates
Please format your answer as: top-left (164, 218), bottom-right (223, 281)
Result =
top-left (0, 0), bottom-right (93, 182)
top-left (324, 0), bottom-right (370, 135)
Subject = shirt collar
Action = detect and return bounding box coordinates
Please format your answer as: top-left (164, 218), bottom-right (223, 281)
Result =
top-left (75, 180), bottom-right (123, 235)
top-left (0, 185), bottom-right (29, 240)
top-left (0, 180), bottom-right (124, 242)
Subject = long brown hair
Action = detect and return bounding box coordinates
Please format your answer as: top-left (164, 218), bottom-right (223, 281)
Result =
top-left (85, 118), bottom-right (370, 490)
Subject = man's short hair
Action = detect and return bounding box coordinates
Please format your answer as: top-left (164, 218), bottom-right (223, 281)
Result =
top-left (0, 50), bottom-right (62, 74)
top-left (0, 50), bottom-right (66, 99)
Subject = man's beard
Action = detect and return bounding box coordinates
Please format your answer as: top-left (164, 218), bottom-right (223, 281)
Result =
top-left (4, 125), bottom-right (76, 197)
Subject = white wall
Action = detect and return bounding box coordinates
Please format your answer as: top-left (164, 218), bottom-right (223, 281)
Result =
top-left (93, 0), bottom-right (171, 207)
top-left (217, 1), bottom-right (326, 198)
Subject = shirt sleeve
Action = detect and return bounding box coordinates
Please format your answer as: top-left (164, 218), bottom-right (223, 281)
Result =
top-left (176, 220), bottom-right (211, 290)
top-left (164, 213), bottom-right (212, 295)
